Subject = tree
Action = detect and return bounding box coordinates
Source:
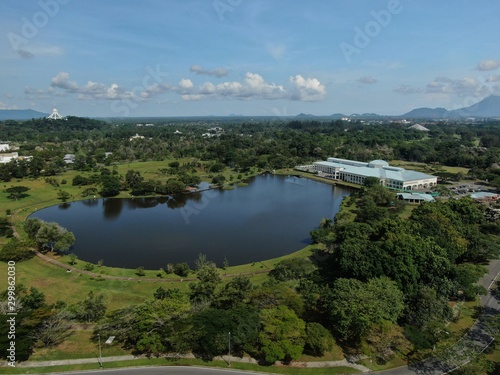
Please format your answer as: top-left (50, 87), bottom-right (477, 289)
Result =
top-left (211, 174), bottom-right (226, 186)
top-left (35, 222), bottom-right (75, 252)
top-left (67, 253), bottom-right (78, 265)
top-left (259, 305), bottom-right (306, 363)
top-left (34, 309), bottom-right (73, 348)
top-left (73, 291), bottom-right (106, 323)
top-left (0, 238), bottom-right (34, 262)
top-left (5, 186), bottom-right (30, 200)
top-left (325, 277), bottom-right (404, 342)
top-left (125, 170), bottom-right (143, 189)
top-left (165, 178), bottom-right (186, 195)
top-left (216, 275), bottom-right (254, 309)
top-left (269, 258), bottom-right (315, 281)
top-left (304, 322), bottom-right (335, 356)
top-left (174, 262), bottom-right (191, 277)
top-left (57, 190), bottom-right (71, 202)
top-left (100, 174), bottom-right (121, 197)
top-left (189, 265), bottom-right (222, 305)
top-left (96, 293), bottom-right (191, 356)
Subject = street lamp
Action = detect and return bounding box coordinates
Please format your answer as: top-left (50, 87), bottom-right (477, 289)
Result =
top-left (228, 331), bottom-right (231, 366)
top-left (98, 333), bottom-right (102, 368)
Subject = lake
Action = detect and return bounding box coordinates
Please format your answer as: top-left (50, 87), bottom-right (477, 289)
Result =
top-left (29, 174), bottom-right (351, 269)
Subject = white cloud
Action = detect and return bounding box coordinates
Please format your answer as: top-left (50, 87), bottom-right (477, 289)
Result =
top-left (181, 73), bottom-right (326, 102)
top-left (426, 76), bottom-right (485, 96)
top-left (358, 76), bottom-right (378, 84)
top-left (486, 74), bottom-right (500, 83)
top-left (50, 72), bottom-right (138, 101)
top-left (189, 65), bottom-right (229, 77)
top-left (289, 75), bottom-right (326, 101)
top-left (182, 72), bottom-right (289, 101)
top-left (0, 101), bottom-right (17, 110)
top-left (476, 59), bottom-right (500, 71)
top-left (30, 71), bottom-right (327, 104)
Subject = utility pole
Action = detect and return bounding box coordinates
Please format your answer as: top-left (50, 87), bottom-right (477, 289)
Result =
top-left (98, 333), bottom-right (102, 368)
top-left (228, 331), bottom-right (231, 366)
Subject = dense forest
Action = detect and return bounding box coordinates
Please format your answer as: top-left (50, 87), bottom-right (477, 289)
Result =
top-left (1, 116), bottom-right (500, 372)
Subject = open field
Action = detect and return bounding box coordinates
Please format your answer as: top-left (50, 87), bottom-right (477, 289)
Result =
top-left (389, 160), bottom-right (470, 175)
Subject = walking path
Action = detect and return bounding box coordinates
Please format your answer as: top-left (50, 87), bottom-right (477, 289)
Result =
top-left (15, 354), bottom-right (372, 373)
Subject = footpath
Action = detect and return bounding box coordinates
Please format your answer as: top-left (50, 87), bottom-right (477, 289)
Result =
top-left (15, 353), bottom-right (372, 373)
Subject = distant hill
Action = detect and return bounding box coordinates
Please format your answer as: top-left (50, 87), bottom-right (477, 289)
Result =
top-left (296, 113), bottom-right (316, 118)
top-left (402, 107), bottom-right (448, 119)
top-left (402, 95), bottom-right (500, 119)
top-left (0, 109), bottom-right (48, 120)
top-left (447, 95), bottom-right (500, 117)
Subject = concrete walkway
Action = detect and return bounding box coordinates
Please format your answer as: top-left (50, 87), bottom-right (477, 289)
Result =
top-left (15, 353), bottom-right (371, 373)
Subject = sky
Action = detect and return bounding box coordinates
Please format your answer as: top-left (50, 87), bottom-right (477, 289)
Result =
top-left (1, 0), bottom-right (500, 117)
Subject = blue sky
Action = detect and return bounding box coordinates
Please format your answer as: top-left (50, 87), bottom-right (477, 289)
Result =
top-left (1, 0), bottom-right (500, 117)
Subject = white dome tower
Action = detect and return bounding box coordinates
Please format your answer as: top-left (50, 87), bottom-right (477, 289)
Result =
top-left (47, 108), bottom-right (64, 120)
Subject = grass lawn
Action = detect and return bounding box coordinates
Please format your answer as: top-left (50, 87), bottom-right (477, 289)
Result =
top-left (389, 160), bottom-right (470, 175)
top-left (0, 256), bottom-right (187, 310)
top-left (30, 329), bottom-right (129, 361)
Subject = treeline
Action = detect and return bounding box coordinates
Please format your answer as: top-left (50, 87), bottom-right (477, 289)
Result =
top-left (311, 184), bottom-right (500, 350)
top-left (2, 117), bottom-right (500, 185)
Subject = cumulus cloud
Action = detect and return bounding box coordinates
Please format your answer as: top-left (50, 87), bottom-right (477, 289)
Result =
top-left (0, 101), bottom-right (16, 110)
top-left (358, 76), bottom-right (378, 84)
top-left (29, 71), bottom-right (326, 104)
top-left (289, 75), bottom-right (326, 101)
top-left (476, 59), bottom-right (500, 71)
top-left (425, 76), bottom-right (486, 96)
top-left (486, 74), bottom-right (500, 83)
top-left (181, 73), bottom-right (325, 102)
top-left (50, 72), bottom-right (138, 101)
top-left (189, 65), bottom-right (229, 78)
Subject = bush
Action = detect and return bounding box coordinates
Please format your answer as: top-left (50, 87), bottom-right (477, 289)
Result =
top-left (135, 267), bottom-right (146, 277)
top-left (174, 263), bottom-right (191, 277)
top-left (269, 258), bottom-right (315, 281)
top-left (305, 322), bottom-right (335, 356)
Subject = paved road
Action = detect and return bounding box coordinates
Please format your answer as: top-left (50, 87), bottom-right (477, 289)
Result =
top-left (54, 366), bottom-right (268, 375)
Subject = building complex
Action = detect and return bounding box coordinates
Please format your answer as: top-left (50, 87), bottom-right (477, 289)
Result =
top-left (297, 157), bottom-right (437, 191)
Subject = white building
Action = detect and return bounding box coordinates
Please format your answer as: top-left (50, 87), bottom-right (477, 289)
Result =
top-left (299, 157), bottom-right (437, 191)
top-left (0, 152), bottom-right (19, 164)
top-left (129, 134), bottom-right (145, 141)
top-left (0, 144), bottom-right (9, 152)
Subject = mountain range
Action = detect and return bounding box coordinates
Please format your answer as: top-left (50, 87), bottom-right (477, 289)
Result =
top-left (0, 95), bottom-right (499, 121)
top-left (0, 109), bottom-right (49, 121)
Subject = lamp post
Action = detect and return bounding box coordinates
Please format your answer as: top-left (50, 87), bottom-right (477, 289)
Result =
top-left (228, 331), bottom-right (231, 366)
top-left (98, 333), bottom-right (102, 368)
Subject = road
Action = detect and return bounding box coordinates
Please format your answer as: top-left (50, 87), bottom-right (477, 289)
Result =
top-left (55, 366), bottom-right (267, 375)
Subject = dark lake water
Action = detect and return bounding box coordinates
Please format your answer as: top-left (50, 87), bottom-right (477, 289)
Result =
top-left (29, 175), bottom-right (351, 269)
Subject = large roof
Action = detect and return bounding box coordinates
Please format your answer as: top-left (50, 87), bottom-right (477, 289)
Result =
top-left (315, 158), bottom-right (436, 183)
